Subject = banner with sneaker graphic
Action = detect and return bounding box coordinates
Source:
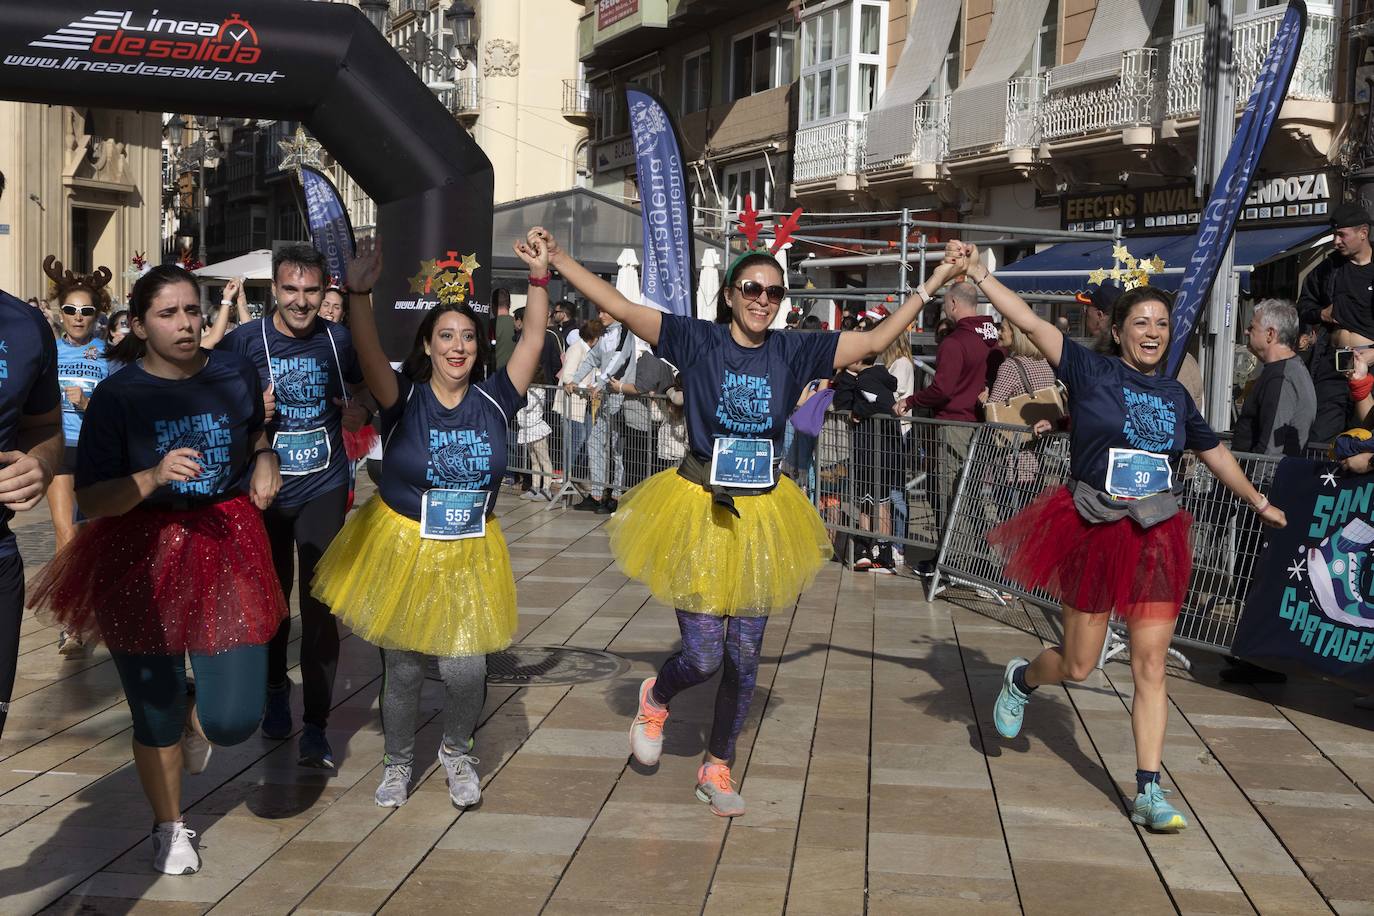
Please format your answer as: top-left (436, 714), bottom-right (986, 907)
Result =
top-left (1234, 458), bottom-right (1374, 685)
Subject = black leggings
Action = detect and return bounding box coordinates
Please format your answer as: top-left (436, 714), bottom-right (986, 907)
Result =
top-left (264, 486), bottom-right (347, 729)
top-left (0, 553), bottom-right (22, 738)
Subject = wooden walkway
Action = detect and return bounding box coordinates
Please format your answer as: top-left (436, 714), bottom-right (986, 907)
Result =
top-left (0, 484), bottom-right (1370, 915)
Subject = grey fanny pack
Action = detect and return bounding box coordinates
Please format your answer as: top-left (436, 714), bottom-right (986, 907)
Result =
top-left (677, 451), bottom-right (778, 519)
top-left (1069, 478), bottom-right (1182, 530)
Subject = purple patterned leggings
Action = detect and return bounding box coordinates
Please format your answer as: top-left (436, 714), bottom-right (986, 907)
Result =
top-left (650, 609), bottom-right (768, 761)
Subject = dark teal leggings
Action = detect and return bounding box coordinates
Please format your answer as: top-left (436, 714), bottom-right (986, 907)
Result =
top-left (110, 645), bottom-right (267, 748)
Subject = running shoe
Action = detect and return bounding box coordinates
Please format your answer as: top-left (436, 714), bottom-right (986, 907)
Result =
top-left (1130, 782), bottom-right (1188, 832)
top-left (695, 762), bottom-right (745, 817)
top-left (629, 677), bottom-right (669, 766)
top-left (151, 821), bottom-right (200, 875)
top-left (993, 657), bottom-right (1031, 739)
top-left (261, 682), bottom-right (292, 740)
top-left (374, 763), bottom-right (412, 808)
top-left (1306, 529), bottom-right (1374, 628)
top-left (298, 724), bottom-right (335, 770)
top-left (573, 496), bottom-right (600, 512)
top-left (181, 720), bottom-right (212, 775)
top-left (438, 744), bottom-right (481, 808)
top-left (57, 630), bottom-right (90, 659)
top-left (852, 556), bottom-right (874, 571)
top-left (520, 489), bottom-right (542, 501)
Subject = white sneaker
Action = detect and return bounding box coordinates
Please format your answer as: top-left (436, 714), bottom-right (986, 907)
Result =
top-left (374, 763), bottom-right (412, 807)
top-left (181, 721), bottom-right (212, 775)
top-left (520, 489), bottom-right (541, 501)
top-left (58, 630), bottom-right (91, 659)
top-left (151, 821), bottom-right (199, 875)
top-left (438, 744), bottom-right (481, 808)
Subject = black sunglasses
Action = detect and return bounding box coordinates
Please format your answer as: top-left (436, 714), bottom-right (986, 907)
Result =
top-left (733, 280), bottom-right (787, 305)
top-left (61, 304), bottom-right (97, 317)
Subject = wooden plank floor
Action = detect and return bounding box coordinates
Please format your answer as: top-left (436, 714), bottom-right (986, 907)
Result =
top-left (0, 482), bottom-right (1369, 915)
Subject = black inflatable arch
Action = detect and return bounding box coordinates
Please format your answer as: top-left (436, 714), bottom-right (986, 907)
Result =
top-left (0, 0), bottom-right (493, 358)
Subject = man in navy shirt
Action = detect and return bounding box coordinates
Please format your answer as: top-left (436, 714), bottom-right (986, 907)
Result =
top-left (221, 244), bottom-right (366, 769)
top-left (0, 170), bottom-right (65, 737)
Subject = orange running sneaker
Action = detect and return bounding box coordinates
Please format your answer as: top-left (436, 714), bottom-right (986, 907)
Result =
top-left (629, 677), bottom-right (669, 765)
top-left (695, 762), bottom-right (745, 817)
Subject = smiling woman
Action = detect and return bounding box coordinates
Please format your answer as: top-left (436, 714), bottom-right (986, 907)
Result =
top-left (951, 239), bottom-right (1287, 836)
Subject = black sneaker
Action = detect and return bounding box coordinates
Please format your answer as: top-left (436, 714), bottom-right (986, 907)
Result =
top-left (261, 682), bottom-right (292, 740)
top-left (573, 496), bottom-right (600, 512)
top-left (298, 724), bottom-right (336, 769)
top-left (596, 498), bottom-right (617, 515)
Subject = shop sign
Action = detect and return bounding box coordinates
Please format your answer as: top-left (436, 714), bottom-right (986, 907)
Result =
top-left (597, 0), bottom-right (638, 30)
top-left (1063, 171), bottom-right (1336, 235)
top-left (594, 136), bottom-right (635, 174)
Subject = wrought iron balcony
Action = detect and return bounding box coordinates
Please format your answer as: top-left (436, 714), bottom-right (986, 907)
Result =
top-left (861, 95), bottom-right (950, 174)
top-left (1041, 48), bottom-right (1159, 142)
top-left (1167, 8), bottom-right (1336, 119)
top-left (438, 77), bottom-right (480, 122)
top-left (794, 117), bottom-right (866, 183)
top-left (562, 79), bottom-right (596, 123)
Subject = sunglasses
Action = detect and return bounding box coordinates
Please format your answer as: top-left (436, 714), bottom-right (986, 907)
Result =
top-left (733, 280), bottom-right (787, 305)
top-left (61, 304), bottom-right (97, 317)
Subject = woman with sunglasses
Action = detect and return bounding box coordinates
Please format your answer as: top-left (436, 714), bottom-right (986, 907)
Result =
top-left (529, 225), bottom-right (963, 816)
top-left (41, 257), bottom-right (114, 658)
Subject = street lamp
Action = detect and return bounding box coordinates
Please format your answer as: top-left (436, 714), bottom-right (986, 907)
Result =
top-left (359, 0), bottom-right (390, 35)
top-left (445, 1), bottom-right (477, 66)
top-left (164, 115), bottom-right (242, 267)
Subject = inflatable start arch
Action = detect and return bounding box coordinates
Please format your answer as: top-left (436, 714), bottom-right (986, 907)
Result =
top-left (0, 0), bottom-right (494, 358)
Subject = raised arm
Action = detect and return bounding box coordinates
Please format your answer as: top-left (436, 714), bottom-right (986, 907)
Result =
top-left (342, 237), bottom-right (397, 410)
top-left (533, 226), bottom-right (663, 347)
top-left (506, 236), bottom-right (552, 395)
top-left (960, 243), bottom-right (1064, 368)
top-left (201, 276), bottom-right (243, 349)
top-left (833, 241), bottom-right (961, 368)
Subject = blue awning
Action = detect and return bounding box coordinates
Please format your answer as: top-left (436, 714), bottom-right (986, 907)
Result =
top-left (997, 225), bottom-right (1329, 295)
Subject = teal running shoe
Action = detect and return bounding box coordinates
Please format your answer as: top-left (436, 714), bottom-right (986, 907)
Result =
top-left (1130, 782), bottom-right (1188, 832)
top-left (993, 657), bottom-right (1031, 739)
top-left (1306, 531), bottom-right (1374, 628)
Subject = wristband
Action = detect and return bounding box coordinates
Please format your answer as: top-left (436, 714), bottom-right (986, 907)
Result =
top-left (252, 447), bottom-right (280, 462)
top-left (916, 287), bottom-right (931, 305)
top-left (1252, 497), bottom-right (1270, 514)
top-left (1350, 374), bottom-right (1374, 402)
top-left (220, 299), bottom-right (233, 307)
top-left (528, 274), bottom-right (551, 288)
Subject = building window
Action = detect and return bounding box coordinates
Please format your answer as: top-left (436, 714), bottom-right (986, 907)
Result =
top-left (683, 48), bottom-right (710, 113)
top-left (800, 1), bottom-right (888, 126)
top-left (1019, 0), bottom-right (1058, 76)
top-left (722, 158), bottom-right (773, 213)
top-left (730, 19), bottom-right (798, 101)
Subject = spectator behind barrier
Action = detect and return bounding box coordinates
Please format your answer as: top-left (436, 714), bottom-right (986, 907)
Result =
top-left (1235, 300), bottom-right (1316, 457)
top-left (832, 354), bottom-right (900, 572)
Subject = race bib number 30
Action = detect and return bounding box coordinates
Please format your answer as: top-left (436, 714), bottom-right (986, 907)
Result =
top-left (273, 427), bottom-right (331, 476)
top-left (1106, 448), bottom-right (1173, 500)
top-left (710, 438), bottom-right (775, 489)
top-left (420, 489), bottom-right (488, 540)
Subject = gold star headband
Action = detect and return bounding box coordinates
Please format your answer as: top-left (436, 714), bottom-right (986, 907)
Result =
top-left (1087, 244), bottom-right (1166, 291)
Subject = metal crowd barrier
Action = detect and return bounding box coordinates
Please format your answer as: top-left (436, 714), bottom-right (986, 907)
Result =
top-left (917, 419), bottom-right (1284, 665)
top-left (503, 384), bottom-right (681, 505)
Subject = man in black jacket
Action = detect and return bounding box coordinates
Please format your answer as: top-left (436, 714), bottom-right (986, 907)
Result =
top-left (1297, 202), bottom-right (1374, 443)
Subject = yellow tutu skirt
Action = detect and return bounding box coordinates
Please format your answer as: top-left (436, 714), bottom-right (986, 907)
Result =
top-left (312, 495), bottom-right (516, 656)
top-left (606, 469), bottom-right (831, 616)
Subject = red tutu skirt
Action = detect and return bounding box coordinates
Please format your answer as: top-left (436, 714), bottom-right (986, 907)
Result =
top-left (986, 485), bottom-right (1192, 620)
top-left (28, 494), bottom-right (287, 654)
top-left (343, 425), bottom-right (379, 462)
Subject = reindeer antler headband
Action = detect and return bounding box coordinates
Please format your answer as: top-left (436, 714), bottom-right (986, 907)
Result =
top-left (728, 194), bottom-right (803, 279)
top-left (43, 255), bottom-right (114, 307)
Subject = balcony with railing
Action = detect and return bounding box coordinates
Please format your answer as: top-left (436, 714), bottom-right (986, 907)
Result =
top-left (1041, 48), bottom-right (1160, 143)
top-left (861, 95), bottom-right (950, 177)
top-left (1166, 8), bottom-right (1336, 119)
top-left (793, 117), bottom-right (866, 184)
top-left (437, 77), bottom-right (481, 124)
top-left (562, 79), bottom-right (596, 123)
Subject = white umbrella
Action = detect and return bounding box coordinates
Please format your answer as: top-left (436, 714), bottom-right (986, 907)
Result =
top-left (696, 248), bottom-right (721, 321)
top-left (194, 249), bottom-right (274, 282)
top-left (615, 248), bottom-right (641, 305)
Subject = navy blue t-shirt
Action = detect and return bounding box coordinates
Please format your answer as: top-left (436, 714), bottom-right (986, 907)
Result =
top-left (221, 317), bottom-right (362, 508)
top-left (0, 290), bottom-right (61, 558)
top-left (656, 315), bottom-right (840, 459)
top-left (1055, 335), bottom-right (1219, 490)
top-left (56, 337), bottom-right (108, 446)
top-left (377, 369), bottom-right (525, 522)
top-left (76, 349), bottom-right (266, 507)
